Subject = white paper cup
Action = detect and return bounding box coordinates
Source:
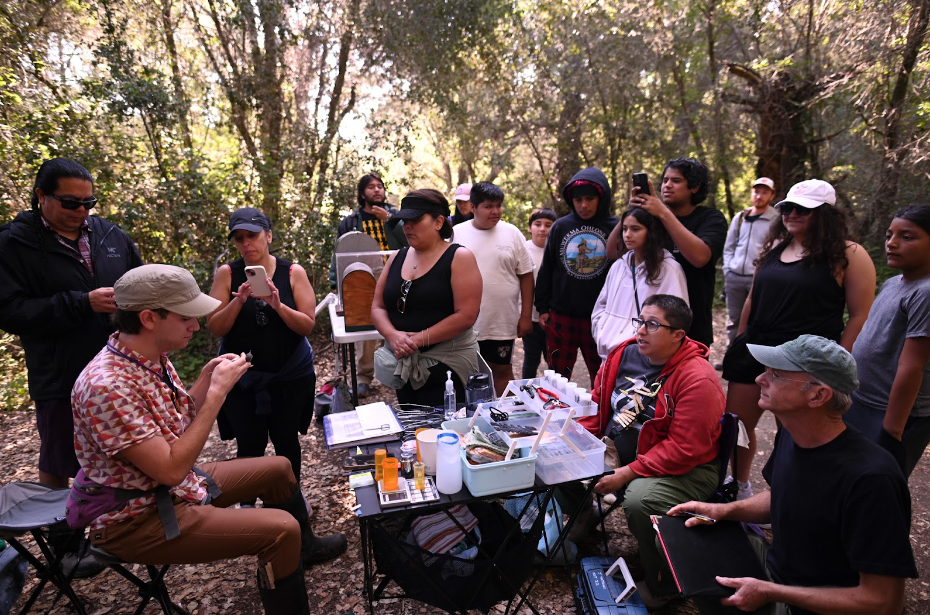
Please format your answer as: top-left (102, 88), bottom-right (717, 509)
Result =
top-left (416, 428), bottom-right (442, 474)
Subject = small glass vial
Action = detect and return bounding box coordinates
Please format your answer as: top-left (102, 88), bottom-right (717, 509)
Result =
top-left (400, 451), bottom-right (415, 475)
top-left (374, 448), bottom-right (387, 482)
top-left (413, 462), bottom-right (426, 491)
top-left (382, 457), bottom-right (400, 491)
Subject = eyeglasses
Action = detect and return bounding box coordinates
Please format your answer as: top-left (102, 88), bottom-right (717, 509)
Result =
top-left (764, 367), bottom-right (818, 386)
top-left (776, 203), bottom-right (814, 217)
top-left (631, 318), bottom-right (680, 333)
top-left (255, 298), bottom-right (268, 326)
top-left (48, 194), bottom-right (97, 210)
top-left (396, 279), bottom-right (412, 314)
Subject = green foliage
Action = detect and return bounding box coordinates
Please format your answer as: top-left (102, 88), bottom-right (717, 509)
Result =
top-left (0, 333), bottom-right (30, 411)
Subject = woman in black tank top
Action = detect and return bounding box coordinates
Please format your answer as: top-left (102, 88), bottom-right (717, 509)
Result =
top-left (206, 208), bottom-right (319, 484)
top-left (722, 180), bottom-right (876, 496)
top-left (372, 189), bottom-right (482, 406)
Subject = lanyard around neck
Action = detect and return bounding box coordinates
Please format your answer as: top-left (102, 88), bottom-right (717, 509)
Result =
top-left (105, 342), bottom-right (186, 412)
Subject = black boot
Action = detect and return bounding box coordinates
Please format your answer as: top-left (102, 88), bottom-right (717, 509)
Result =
top-left (267, 490), bottom-right (347, 567)
top-left (257, 564), bottom-right (310, 615)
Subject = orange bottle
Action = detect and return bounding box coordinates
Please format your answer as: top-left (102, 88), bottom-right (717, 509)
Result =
top-left (382, 457), bottom-right (400, 491)
top-left (374, 449), bottom-right (387, 482)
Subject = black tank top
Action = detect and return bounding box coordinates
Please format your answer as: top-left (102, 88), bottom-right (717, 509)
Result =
top-left (221, 257), bottom-right (302, 371)
top-left (383, 245), bottom-right (460, 338)
top-left (747, 243), bottom-right (845, 342)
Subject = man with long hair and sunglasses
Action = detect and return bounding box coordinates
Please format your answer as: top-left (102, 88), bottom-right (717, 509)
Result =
top-left (0, 158), bottom-right (143, 577)
top-left (578, 294), bottom-right (725, 608)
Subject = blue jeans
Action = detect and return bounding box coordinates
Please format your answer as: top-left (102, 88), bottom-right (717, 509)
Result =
top-left (843, 399), bottom-right (930, 477)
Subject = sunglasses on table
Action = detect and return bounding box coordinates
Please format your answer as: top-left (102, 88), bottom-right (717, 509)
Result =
top-left (397, 279), bottom-right (413, 314)
top-left (631, 317), bottom-right (680, 333)
top-left (776, 203), bottom-right (814, 217)
top-left (49, 194), bottom-right (98, 210)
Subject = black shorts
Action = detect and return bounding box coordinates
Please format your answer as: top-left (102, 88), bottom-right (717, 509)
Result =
top-left (721, 333), bottom-right (765, 384)
top-left (36, 398), bottom-right (80, 478)
top-left (478, 339), bottom-right (515, 365)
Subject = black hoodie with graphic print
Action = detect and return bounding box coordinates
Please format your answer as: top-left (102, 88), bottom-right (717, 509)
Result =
top-left (534, 168), bottom-right (619, 318)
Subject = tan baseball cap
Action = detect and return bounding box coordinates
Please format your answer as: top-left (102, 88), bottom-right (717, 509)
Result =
top-left (115, 265), bottom-right (221, 317)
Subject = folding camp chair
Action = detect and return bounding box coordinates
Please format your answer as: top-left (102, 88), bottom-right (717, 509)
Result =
top-left (88, 546), bottom-right (187, 615)
top-left (0, 482), bottom-right (88, 615)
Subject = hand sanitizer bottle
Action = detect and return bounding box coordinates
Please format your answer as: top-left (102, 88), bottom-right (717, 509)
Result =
top-left (444, 371), bottom-right (457, 422)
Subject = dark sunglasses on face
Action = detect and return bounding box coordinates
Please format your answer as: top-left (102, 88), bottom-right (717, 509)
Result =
top-left (777, 203), bottom-right (814, 217)
top-left (49, 194), bottom-right (98, 210)
top-left (397, 279), bottom-right (413, 314)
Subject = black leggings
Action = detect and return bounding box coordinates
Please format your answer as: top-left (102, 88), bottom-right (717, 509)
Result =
top-left (220, 373), bottom-right (315, 481)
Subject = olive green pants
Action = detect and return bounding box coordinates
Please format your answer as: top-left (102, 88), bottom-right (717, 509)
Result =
top-left (622, 462), bottom-right (720, 596)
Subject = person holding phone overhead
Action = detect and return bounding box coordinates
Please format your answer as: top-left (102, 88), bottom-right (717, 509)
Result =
top-left (206, 209), bottom-right (328, 504)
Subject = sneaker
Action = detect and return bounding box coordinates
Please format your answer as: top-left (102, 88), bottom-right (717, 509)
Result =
top-left (736, 481), bottom-right (753, 501)
top-left (634, 580), bottom-right (678, 609)
top-left (602, 493), bottom-right (617, 506)
top-left (357, 383), bottom-right (370, 398)
top-left (565, 502), bottom-right (600, 544)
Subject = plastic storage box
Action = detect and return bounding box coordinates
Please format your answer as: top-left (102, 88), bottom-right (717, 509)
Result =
top-left (460, 449), bottom-right (537, 497)
top-left (533, 419), bottom-right (606, 484)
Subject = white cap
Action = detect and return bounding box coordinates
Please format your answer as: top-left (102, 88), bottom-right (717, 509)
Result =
top-left (454, 183), bottom-right (472, 202)
top-left (752, 177), bottom-right (775, 190)
top-left (776, 179), bottom-right (836, 210)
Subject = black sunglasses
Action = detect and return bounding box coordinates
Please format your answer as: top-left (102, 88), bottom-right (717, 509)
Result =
top-left (776, 203), bottom-right (814, 217)
top-left (397, 279), bottom-right (413, 314)
top-left (49, 194), bottom-right (97, 211)
top-left (255, 298), bottom-right (268, 326)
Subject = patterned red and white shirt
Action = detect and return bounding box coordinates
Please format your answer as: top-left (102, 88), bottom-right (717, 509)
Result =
top-left (72, 333), bottom-right (207, 530)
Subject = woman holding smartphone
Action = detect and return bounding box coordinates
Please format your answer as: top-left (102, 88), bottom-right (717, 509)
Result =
top-left (206, 208), bottom-right (317, 485)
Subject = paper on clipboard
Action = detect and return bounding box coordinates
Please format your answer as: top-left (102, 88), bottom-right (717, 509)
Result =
top-left (356, 402), bottom-right (401, 434)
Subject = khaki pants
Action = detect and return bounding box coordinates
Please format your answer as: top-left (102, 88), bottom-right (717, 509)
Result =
top-left (90, 456), bottom-right (301, 578)
top-left (356, 339), bottom-right (380, 385)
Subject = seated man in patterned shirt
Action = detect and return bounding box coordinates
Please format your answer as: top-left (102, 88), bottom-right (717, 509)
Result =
top-left (71, 264), bottom-right (345, 614)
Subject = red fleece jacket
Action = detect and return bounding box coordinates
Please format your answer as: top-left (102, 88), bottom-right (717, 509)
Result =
top-left (579, 336), bottom-right (724, 478)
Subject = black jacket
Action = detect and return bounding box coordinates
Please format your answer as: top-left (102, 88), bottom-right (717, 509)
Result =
top-left (535, 168), bottom-right (619, 317)
top-left (0, 211), bottom-right (143, 400)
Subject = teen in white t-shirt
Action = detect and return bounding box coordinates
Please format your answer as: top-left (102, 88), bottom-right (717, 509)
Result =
top-left (453, 182), bottom-right (535, 394)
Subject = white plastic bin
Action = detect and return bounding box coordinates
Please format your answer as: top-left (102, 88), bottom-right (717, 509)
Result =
top-left (460, 449), bottom-right (537, 497)
top-left (533, 419), bottom-right (606, 484)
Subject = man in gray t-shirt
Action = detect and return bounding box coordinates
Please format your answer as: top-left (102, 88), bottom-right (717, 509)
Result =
top-left (847, 274), bottom-right (930, 476)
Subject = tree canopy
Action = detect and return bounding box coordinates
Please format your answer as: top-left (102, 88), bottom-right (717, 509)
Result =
top-left (1, 0), bottom-right (928, 402)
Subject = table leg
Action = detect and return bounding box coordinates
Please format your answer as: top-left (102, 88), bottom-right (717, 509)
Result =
top-left (360, 518), bottom-right (375, 615)
top-left (348, 342), bottom-right (359, 407)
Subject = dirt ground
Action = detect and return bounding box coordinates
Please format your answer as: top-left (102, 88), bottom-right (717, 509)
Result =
top-left (5, 310), bottom-right (930, 615)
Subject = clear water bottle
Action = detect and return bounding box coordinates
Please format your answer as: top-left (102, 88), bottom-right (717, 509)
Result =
top-left (444, 371), bottom-right (456, 422)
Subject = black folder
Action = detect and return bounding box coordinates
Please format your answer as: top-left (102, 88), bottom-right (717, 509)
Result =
top-left (653, 515), bottom-right (767, 597)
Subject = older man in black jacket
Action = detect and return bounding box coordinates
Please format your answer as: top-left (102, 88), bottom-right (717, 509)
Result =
top-left (0, 158), bottom-right (142, 488)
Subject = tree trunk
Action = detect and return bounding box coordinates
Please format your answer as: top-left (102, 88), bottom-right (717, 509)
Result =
top-left (864, 0), bottom-right (930, 240)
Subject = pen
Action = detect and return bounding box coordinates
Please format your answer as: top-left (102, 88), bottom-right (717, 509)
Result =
top-left (682, 511), bottom-right (716, 523)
